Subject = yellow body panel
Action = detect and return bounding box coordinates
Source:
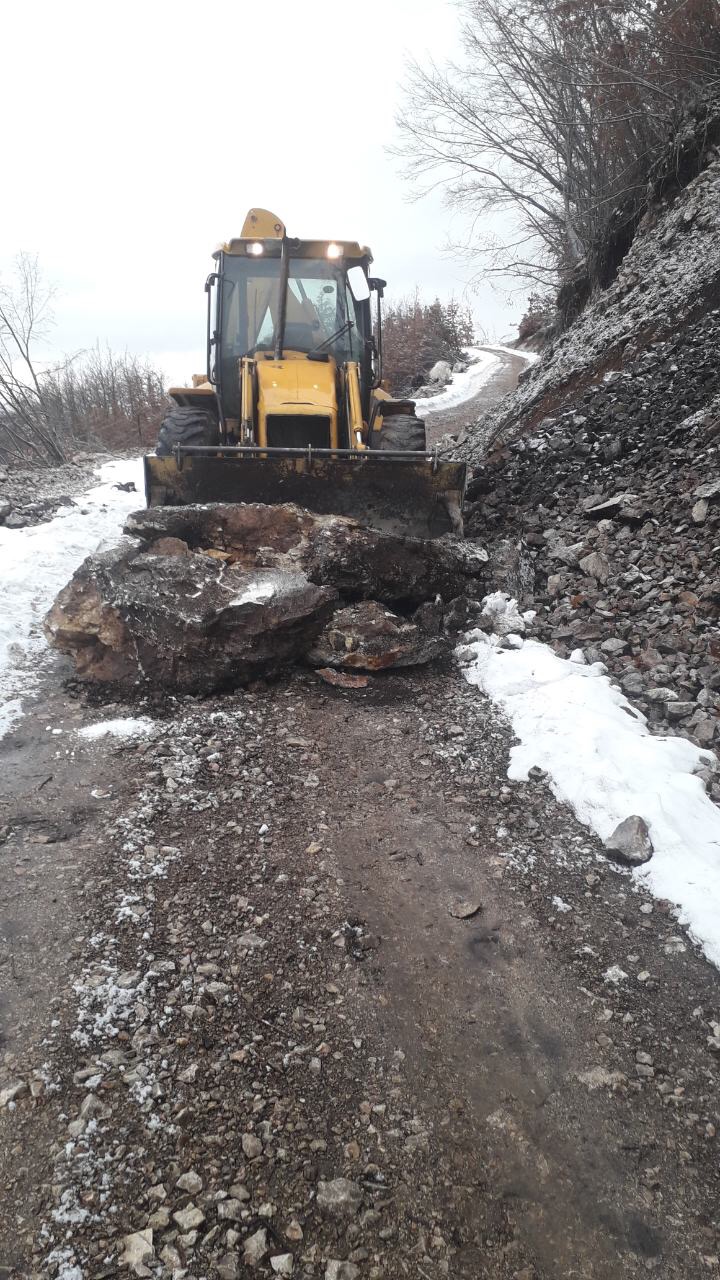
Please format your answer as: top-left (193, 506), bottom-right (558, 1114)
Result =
top-left (345, 362), bottom-right (366, 449)
top-left (239, 208), bottom-right (285, 239)
top-left (255, 352), bottom-right (339, 448)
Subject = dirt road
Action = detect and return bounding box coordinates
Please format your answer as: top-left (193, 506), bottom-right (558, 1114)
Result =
top-left (2, 657), bottom-right (718, 1278)
top-left (422, 349), bottom-right (533, 447)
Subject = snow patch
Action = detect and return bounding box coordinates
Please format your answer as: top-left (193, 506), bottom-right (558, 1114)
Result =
top-left (0, 457), bottom-right (144, 738)
top-left (483, 343), bottom-right (539, 363)
top-left (459, 606), bottom-right (720, 968)
top-left (604, 965), bottom-right (629, 985)
top-left (78, 717), bottom-right (156, 741)
top-left (552, 895), bottom-right (573, 913)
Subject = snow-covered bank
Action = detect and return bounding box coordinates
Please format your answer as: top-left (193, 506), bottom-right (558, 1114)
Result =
top-left (0, 457), bottom-right (144, 737)
top-left (459, 616), bottom-right (720, 968)
top-left (415, 349), bottom-right (499, 416)
top-left (483, 344), bottom-right (539, 363)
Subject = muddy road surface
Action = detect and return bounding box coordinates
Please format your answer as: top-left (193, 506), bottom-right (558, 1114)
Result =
top-left (1, 658), bottom-right (718, 1279)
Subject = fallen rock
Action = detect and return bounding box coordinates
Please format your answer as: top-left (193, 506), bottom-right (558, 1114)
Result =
top-left (316, 1177), bottom-right (363, 1218)
top-left (45, 543), bottom-right (337, 692)
top-left (243, 1227), bottom-right (269, 1267)
top-left (604, 815), bottom-right (654, 866)
top-left (125, 503), bottom-right (488, 607)
top-left (0, 1080), bottom-right (29, 1107)
top-left (449, 898), bottom-right (482, 919)
top-left (46, 502), bottom-right (489, 691)
top-left (428, 359), bottom-right (453, 386)
top-left (308, 601), bottom-right (447, 671)
top-left (241, 1132), bottom-right (263, 1158)
top-left (120, 1230), bottom-right (154, 1270)
top-left (172, 1204), bottom-right (205, 1232)
top-left (578, 550), bottom-right (610, 583)
top-left (216, 1255), bottom-right (240, 1280)
top-left (325, 1263), bottom-right (361, 1280)
top-left (218, 1198), bottom-right (246, 1221)
top-left (316, 668), bottom-right (369, 689)
top-left (176, 1169), bottom-right (203, 1195)
top-left (270, 1256), bottom-right (294, 1277)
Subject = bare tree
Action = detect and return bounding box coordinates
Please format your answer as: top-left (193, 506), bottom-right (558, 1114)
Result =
top-left (0, 255), bottom-right (167, 464)
top-left (0, 254), bottom-right (70, 462)
top-left (395, 0), bottom-right (720, 293)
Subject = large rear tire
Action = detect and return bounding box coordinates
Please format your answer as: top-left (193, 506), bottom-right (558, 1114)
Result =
top-left (155, 407), bottom-right (219, 457)
top-left (371, 413), bottom-right (426, 452)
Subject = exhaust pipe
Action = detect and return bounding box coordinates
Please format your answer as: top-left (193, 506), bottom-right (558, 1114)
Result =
top-left (274, 235), bottom-right (290, 362)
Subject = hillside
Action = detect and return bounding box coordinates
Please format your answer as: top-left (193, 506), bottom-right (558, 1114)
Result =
top-left (464, 105), bottom-right (720, 782)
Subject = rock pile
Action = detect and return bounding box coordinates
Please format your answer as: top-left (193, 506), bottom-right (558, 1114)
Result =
top-left (0, 457), bottom-right (105, 528)
top-left (463, 149), bottom-right (720, 774)
top-left (467, 326), bottom-right (720, 764)
top-left (45, 503), bottom-right (488, 691)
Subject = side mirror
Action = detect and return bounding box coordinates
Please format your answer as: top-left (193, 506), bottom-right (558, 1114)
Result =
top-left (347, 265), bottom-right (371, 302)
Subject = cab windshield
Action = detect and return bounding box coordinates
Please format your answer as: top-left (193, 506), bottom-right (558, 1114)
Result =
top-left (221, 254), bottom-right (365, 367)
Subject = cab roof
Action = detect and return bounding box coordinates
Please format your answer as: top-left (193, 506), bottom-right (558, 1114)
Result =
top-left (215, 207), bottom-right (372, 263)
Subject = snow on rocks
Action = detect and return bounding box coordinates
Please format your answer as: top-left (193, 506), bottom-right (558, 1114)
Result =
top-left (0, 456), bottom-right (143, 738)
top-left (478, 591), bottom-right (534, 637)
top-left (77, 716), bottom-right (156, 741)
top-left (427, 359), bottom-right (453, 386)
top-left (458, 597), bottom-right (720, 967)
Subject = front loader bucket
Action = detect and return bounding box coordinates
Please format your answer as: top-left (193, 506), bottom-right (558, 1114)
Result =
top-left (144, 447), bottom-right (466, 539)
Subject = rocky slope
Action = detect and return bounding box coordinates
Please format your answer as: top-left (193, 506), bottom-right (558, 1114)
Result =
top-left (463, 108), bottom-right (720, 781)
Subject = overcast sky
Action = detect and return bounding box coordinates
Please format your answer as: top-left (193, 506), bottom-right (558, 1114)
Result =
top-left (2, 0), bottom-right (521, 386)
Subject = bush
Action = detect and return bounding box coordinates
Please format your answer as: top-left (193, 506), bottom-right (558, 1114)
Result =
top-left (382, 292), bottom-right (475, 395)
top-left (518, 290), bottom-right (556, 344)
top-left (43, 346), bottom-right (167, 453)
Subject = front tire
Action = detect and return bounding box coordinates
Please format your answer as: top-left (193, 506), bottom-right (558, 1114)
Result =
top-left (155, 407), bottom-right (219, 456)
top-left (370, 413), bottom-right (426, 452)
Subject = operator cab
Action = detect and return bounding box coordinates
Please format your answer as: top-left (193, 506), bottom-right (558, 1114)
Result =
top-left (208, 237), bottom-right (376, 423)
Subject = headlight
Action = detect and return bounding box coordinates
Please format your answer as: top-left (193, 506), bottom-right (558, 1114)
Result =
top-left (246, 242), bottom-right (264, 256)
top-left (326, 242), bottom-right (342, 259)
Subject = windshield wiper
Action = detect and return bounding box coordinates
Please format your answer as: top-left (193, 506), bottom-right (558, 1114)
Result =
top-left (309, 319), bottom-right (354, 355)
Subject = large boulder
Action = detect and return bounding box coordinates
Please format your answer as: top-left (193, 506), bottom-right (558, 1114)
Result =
top-left (428, 360), bottom-right (453, 387)
top-left (46, 502), bottom-right (487, 692)
top-left (124, 503), bottom-right (488, 607)
top-left (307, 601), bottom-right (448, 671)
top-left (45, 538), bottom-right (337, 692)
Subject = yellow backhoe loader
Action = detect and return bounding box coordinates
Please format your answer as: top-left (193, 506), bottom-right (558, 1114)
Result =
top-left (145, 209), bottom-right (466, 538)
